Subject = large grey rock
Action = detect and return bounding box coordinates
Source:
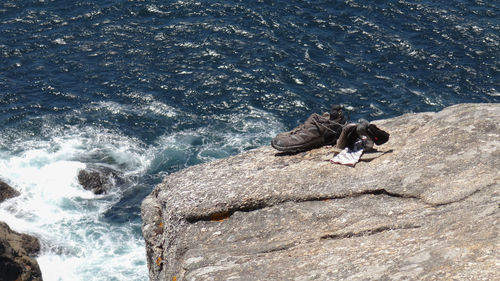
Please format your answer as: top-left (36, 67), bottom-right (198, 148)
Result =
top-left (0, 222), bottom-right (42, 281)
top-left (142, 103), bottom-right (500, 281)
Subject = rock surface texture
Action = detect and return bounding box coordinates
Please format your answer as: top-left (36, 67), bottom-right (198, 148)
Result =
top-left (142, 103), bottom-right (500, 281)
top-left (77, 164), bottom-right (124, 195)
top-left (0, 180), bottom-right (19, 203)
top-left (0, 222), bottom-right (42, 281)
top-left (0, 181), bottom-right (43, 281)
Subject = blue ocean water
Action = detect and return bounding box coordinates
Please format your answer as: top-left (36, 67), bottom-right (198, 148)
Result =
top-left (0, 0), bottom-right (498, 280)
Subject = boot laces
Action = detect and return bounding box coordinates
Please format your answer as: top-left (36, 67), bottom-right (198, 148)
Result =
top-left (312, 117), bottom-right (346, 134)
top-left (290, 114), bottom-right (347, 135)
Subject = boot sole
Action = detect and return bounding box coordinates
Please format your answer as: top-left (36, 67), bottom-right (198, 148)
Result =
top-left (271, 139), bottom-right (324, 153)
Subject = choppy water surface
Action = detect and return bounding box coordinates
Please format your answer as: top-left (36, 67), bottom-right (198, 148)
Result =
top-left (0, 0), bottom-right (498, 280)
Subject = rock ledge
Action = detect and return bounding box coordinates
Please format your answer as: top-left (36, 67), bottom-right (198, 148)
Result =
top-left (142, 103), bottom-right (499, 281)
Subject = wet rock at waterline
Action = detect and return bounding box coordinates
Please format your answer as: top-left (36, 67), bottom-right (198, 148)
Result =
top-left (0, 222), bottom-right (42, 281)
top-left (77, 165), bottom-right (124, 195)
top-left (0, 180), bottom-right (19, 203)
top-left (142, 103), bottom-right (500, 281)
top-left (1, 182), bottom-right (42, 281)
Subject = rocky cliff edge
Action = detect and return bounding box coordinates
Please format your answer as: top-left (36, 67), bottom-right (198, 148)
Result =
top-left (142, 103), bottom-right (499, 281)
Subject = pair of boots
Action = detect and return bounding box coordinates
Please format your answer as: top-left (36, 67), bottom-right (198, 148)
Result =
top-left (271, 105), bottom-right (389, 153)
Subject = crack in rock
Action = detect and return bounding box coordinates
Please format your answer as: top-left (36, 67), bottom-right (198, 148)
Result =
top-left (186, 189), bottom-right (420, 224)
top-left (320, 224), bottom-right (422, 240)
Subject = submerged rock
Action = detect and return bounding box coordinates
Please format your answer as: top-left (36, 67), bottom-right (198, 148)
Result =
top-left (0, 180), bottom-right (19, 203)
top-left (77, 165), bottom-right (124, 195)
top-left (0, 222), bottom-right (42, 281)
top-left (142, 103), bottom-right (500, 281)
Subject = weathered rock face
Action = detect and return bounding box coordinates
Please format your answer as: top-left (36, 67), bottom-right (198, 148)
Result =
top-left (0, 180), bottom-right (19, 203)
top-left (0, 181), bottom-right (42, 280)
top-left (0, 222), bottom-right (42, 281)
top-left (141, 103), bottom-right (500, 281)
top-left (77, 165), bottom-right (124, 195)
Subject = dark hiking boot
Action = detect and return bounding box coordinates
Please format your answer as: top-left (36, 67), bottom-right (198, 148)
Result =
top-left (336, 120), bottom-right (389, 150)
top-left (272, 108), bottom-right (345, 152)
top-left (324, 104), bottom-right (347, 144)
top-left (329, 104), bottom-right (345, 123)
top-left (355, 119), bottom-right (374, 150)
top-left (335, 123), bottom-right (358, 150)
top-left (367, 124), bottom-right (390, 145)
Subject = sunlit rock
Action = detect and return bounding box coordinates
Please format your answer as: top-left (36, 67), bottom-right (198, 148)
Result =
top-left (142, 103), bottom-right (500, 281)
top-left (0, 222), bottom-right (42, 281)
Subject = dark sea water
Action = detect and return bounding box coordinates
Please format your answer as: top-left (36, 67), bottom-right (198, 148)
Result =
top-left (0, 0), bottom-right (498, 280)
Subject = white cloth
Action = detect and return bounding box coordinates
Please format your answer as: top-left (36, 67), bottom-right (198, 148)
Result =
top-left (330, 139), bottom-right (365, 167)
top-left (330, 147), bottom-right (363, 166)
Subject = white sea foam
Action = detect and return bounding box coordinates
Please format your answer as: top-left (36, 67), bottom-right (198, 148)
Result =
top-left (487, 89), bottom-right (500, 97)
top-left (53, 38), bottom-right (67, 45)
top-left (337, 88), bottom-right (358, 95)
top-left (154, 106), bottom-right (284, 164)
top-left (0, 127), bottom-right (150, 281)
top-left (0, 106), bottom-right (282, 280)
top-left (92, 98), bottom-right (178, 118)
